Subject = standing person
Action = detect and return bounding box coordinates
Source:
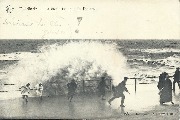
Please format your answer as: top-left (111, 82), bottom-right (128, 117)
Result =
top-left (21, 83), bottom-right (31, 102)
top-left (159, 73), bottom-right (174, 105)
top-left (97, 76), bottom-right (109, 100)
top-left (173, 67), bottom-right (180, 91)
top-left (35, 83), bottom-right (43, 100)
top-left (67, 79), bottom-right (77, 102)
top-left (108, 77), bottom-right (130, 107)
top-left (157, 72), bottom-right (166, 90)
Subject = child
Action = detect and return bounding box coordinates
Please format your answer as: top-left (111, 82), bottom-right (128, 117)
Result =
top-left (21, 83), bottom-right (31, 102)
top-left (35, 83), bottom-right (43, 99)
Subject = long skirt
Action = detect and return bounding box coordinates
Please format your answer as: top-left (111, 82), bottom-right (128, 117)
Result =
top-left (160, 88), bottom-right (172, 103)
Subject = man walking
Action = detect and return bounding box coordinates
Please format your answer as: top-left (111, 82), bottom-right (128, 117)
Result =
top-left (97, 76), bottom-right (109, 100)
top-left (173, 67), bottom-right (180, 92)
top-left (67, 79), bottom-right (77, 102)
top-left (108, 77), bottom-right (130, 107)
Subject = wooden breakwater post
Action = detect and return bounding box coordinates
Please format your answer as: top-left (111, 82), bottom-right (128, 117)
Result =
top-left (128, 76), bottom-right (160, 93)
top-left (128, 78), bottom-right (141, 93)
top-left (82, 80), bottom-right (85, 93)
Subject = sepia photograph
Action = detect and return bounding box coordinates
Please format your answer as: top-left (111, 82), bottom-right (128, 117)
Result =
top-left (0, 39), bottom-right (179, 119)
top-left (0, 0), bottom-right (179, 119)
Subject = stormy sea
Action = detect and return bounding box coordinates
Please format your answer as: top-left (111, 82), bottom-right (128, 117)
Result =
top-left (0, 40), bottom-right (180, 99)
top-left (0, 40), bottom-right (179, 119)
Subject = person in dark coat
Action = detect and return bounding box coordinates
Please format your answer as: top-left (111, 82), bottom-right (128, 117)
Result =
top-left (157, 72), bottom-right (166, 90)
top-left (67, 79), bottom-right (77, 102)
top-left (108, 77), bottom-right (130, 107)
top-left (97, 76), bottom-right (109, 100)
top-left (159, 73), bottom-right (174, 105)
top-left (173, 67), bottom-right (180, 91)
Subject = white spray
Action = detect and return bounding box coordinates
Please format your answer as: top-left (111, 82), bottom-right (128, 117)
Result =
top-left (7, 41), bottom-right (128, 88)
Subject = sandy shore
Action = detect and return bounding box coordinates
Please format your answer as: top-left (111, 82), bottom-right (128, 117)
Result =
top-left (0, 84), bottom-right (179, 119)
top-left (0, 94), bottom-right (179, 119)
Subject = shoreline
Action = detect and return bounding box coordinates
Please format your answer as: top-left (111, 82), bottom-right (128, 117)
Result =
top-left (0, 92), bottom-right (179, 119)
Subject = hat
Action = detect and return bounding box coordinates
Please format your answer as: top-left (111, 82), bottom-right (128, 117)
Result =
top-left (124, 77), bottom-right (128, 80)
top-left (26, 83), bottom-right (30, 86)
top-left (163, 72), bottom-right (168, 75)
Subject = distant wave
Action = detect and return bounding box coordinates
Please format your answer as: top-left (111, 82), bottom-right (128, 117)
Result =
top-left (127, 54), bottom-right (180, 68)
top-left (128, 48), bottom-right (180, 53)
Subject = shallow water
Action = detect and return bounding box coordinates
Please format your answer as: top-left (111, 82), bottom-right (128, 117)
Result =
top-left (0, 83), bottom-right (179, 119)
top-left (0, 40), bottom-right (179, 119)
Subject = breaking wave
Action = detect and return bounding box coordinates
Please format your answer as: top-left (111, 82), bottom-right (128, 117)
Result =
top-left (2, 41), bottom-right (128, 97)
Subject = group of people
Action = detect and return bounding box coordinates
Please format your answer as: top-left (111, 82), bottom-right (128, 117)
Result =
top-left (20, 67), bottom-right (179, 106)
top-left (97, 67), bottom-right (179, 107)
top-left (20, 77), bottom-right (130, 107)
top-left (20, 79), bottom-right (78, 103)
top-left (157, 67), bottom-right (180, 105)
top-left (20, 83), bottom-right (43, 102)
top-left (66, 76), bottom-right (130, 107)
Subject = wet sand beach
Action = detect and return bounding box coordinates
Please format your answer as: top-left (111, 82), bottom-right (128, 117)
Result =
top-left (0, 40), bottom-right (179, 119)
top-left (0, 84), bottom-right (179, 119)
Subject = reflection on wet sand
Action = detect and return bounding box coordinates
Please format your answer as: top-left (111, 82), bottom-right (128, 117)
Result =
top-left (0, 84), bottom-right (179, 119)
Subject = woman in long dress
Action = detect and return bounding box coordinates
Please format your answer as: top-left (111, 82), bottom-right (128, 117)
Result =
top-left (159, 73), bottom-right (174, 105)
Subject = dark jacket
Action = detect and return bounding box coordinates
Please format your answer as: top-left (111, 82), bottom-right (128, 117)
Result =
top-left (97, 80), bottom-right (109, 96)
top-left (113, 81), bottom-right (128, 97)
top-left (157, 73), bottom-right (165, 90)
top-left (160, 78), bottom-right (172, 102)
top-left (67, 81), bottom-right (77, 92)
top-left (174, 70), bottom-right (180, 82)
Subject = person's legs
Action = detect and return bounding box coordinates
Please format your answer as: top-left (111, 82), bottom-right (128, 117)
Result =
top-left (67, 92), bottom-right (70, 100)
top-left (173, 81), bottom-right (176, 91)
top-left (178, 81), bottom-right (180, 89)
top-left (69, 95), bottom-right (74, 102)
top-left (108, 96), bottom-right (117, 105)
top-left (40, 91), bottom-right (43, 100)
top-left (25, 95), bottom-right (28, 102)
top-left (160, 101), bottom-right (164, 105)
top-left (101, 95), bottom-right (106, 100)
top-left (36, 90), bottom-right (39, 96)
top-left (101, 91), bottom-right (106, 100)
top-left (69, 91), bottom-right (75, 102)
top-left (120, 94), bottom-right (125, 107)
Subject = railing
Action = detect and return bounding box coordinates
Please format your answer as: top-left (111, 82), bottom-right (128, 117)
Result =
top-left (0, 79), bottom-right (112, 94)
top-left (0, 76), bottom-right (174, 93)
